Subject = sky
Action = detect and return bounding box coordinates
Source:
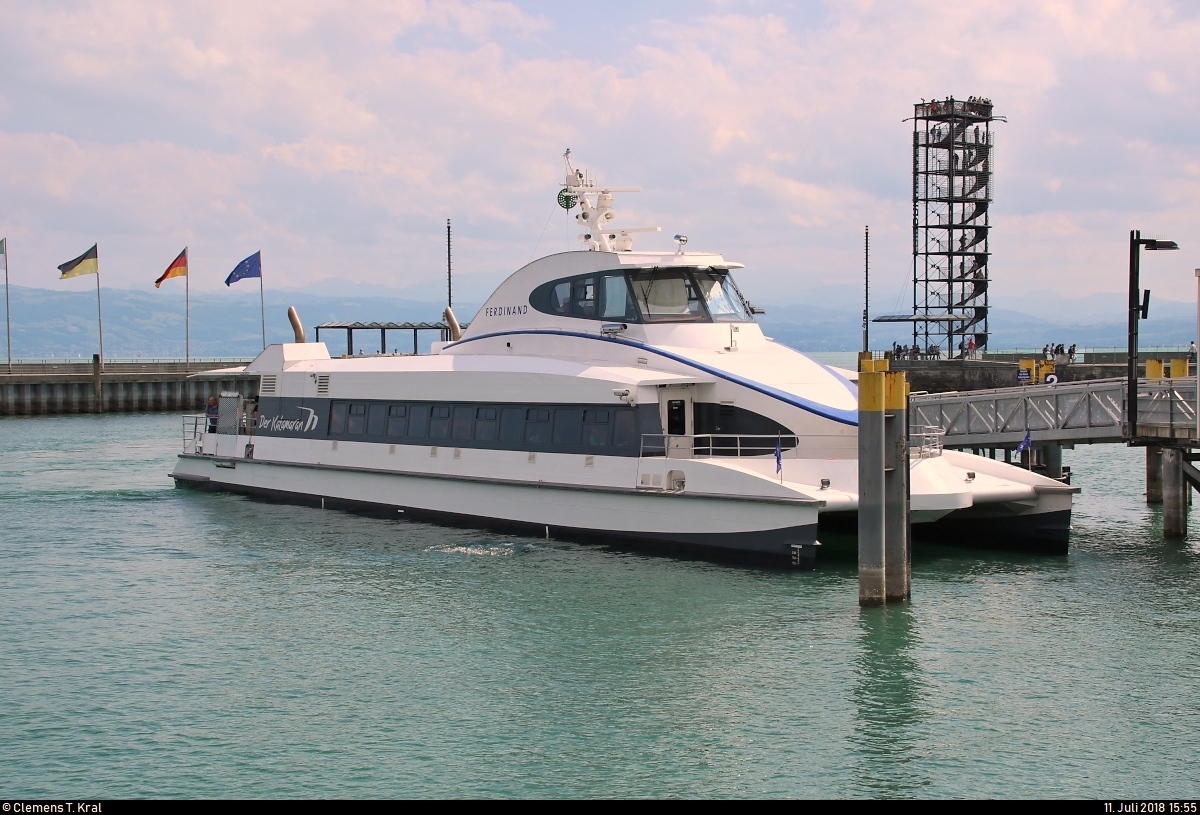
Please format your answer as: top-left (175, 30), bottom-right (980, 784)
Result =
top-left (1, 0), bottom-right (1198, 315)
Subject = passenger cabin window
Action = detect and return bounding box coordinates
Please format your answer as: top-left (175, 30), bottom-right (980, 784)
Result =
top-left (553, 409), bottom-right (582, 446)
top-left (530, 269), bottom-right (752, 325)
top-left (499, 407), bottom-right (524, 442)
top-left (613, 410), bottom-right (637, 448)
top-left (525, 408), bottom-right (550, 444)
top-left (346, 403), bottom-right (367, 435)
top-left (475, 407), bottom-right (498, 441)
top-left (429, 406), bottom-right (450, 439)
top-left (367, 404), bottom-right (387, 436)
top-left (329, 402), bottom-right (348, 435)
top-left (387, 405), bottom-right (407, 437)
top-left (321, 401), bottom-right (645, 457)
top-left (407, 405), bottom-right (429, 438)
top-left (583, 409), bottom-right (609, 447)
top-left (452, 406), bottom-right (473, 440)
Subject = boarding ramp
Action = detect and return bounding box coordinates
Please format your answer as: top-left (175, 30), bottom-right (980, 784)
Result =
top-left (909, 376), bottom-right (1198, 448)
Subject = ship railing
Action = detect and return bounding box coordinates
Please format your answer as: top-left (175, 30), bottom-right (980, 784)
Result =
top-left (639, 433), bottom-right (857, 460)
top-left (909, 425), bottom-right (945, 459)
top-left (182, 414), bottom-right (209, 453)
top-left (182, 412), bottom-right (255, 454)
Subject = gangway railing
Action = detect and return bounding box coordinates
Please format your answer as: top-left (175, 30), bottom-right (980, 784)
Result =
top-left (909, 376), bottom-right (1198, 448)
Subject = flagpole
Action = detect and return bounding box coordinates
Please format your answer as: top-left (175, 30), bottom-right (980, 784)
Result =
top-left (185, 247), bottom-right (190, 366)
top-left (4, 240), bottom-right (11, 373)
top-left (259, 258), bottom-right (266, 350)
top-left (95, 266), bottom-right (105, 371)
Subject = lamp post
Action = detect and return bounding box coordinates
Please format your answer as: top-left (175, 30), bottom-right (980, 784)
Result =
top-left (1127, 229), bottom-right (1180, 441)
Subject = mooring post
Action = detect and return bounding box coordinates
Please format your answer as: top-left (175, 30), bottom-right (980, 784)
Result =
top-left (91, 353), bottom-right (103, 414)
top-left (858, 368), bottom-right (886, 606)
top-left (1043, 443), bottom-right (1063, 480)
top-left (1146, 445), bottom-right (1163, 504)
top-left (1163, 447), bottom-right (1187, 538)
top-left (883, 370), bottom-right (911, 601)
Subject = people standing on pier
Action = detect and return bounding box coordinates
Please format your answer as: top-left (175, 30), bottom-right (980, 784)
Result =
top-left (1189, 341), bottom-right (1196, 363)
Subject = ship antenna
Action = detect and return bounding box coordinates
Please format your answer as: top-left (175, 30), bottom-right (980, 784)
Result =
top-left (557, 151), bottom-right (660, 252)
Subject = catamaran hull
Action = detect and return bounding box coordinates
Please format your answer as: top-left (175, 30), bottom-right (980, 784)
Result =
top-left (171, 454), bottom-right (822, 568)
top-left (818, 504), bottom-right (1072, 554)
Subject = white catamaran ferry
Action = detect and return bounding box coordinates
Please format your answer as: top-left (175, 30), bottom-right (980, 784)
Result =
top-left (171, 152), bottom-right (1077, 568)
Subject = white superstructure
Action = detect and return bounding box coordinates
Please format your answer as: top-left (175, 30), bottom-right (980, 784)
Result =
top-left (171, 153), bottom-right (1076, 567)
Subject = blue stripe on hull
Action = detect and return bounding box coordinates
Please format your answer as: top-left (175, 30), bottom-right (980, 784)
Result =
top-left (444, 329), bottom-right (859, 426)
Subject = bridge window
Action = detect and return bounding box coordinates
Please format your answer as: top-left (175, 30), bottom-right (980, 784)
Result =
top-left (571, 277), bottom-right (596, 318)
top-left (693, 270), bottom-right (751, 322)
top-left (629, 270), bottom-right (706, 322)
top-left (601, 274), bottom-right (638, 321)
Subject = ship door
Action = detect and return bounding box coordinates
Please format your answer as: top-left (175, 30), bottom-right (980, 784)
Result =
top-left (659, 385), bottom-right (694, 457)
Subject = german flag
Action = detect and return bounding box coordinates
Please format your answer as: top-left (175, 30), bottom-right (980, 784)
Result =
top-left (155, 248), bottom-right (188, 288)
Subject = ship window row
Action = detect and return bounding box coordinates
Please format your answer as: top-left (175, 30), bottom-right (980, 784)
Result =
top-left (329, 401), bottom-right (639, 451)
top-left (529, 267), bottom-right (753, 324)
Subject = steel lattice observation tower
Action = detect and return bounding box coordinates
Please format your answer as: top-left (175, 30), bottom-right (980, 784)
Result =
top-left (876, 96), bottom-right (1004, 356)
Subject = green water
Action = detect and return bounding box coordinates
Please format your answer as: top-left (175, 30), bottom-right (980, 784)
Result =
top-left (1, 413), bottom-right (1198, 798)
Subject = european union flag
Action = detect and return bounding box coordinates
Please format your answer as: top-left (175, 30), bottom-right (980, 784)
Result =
top-left (225, 251), bottom-right (261, 286)
top-left (1015, 429), bottom-right (1032, 454)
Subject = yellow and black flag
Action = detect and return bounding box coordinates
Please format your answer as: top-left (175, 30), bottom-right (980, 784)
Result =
top-left (58, 244), bottom-right (99, 279)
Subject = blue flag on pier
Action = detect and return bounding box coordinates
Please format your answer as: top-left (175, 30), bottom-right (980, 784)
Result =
top-left (775, 435), bottom-right (783, 473)
top-left (225, 251), bottom-right (261, 286)
top-left (1015, 429), bottom-right (1032, 454)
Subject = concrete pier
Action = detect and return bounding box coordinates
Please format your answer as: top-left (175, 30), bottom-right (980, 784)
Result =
top-left (1162, 448), bottom-right (1187, 538)
top-left (1147, 446), bottom-right (1164, 504)
top-left (858, 369), bottom-right (886, 606)
top-left (1, 361), bottom-right (256, 416)
top-left (883, 370), bottom-right (911, 602)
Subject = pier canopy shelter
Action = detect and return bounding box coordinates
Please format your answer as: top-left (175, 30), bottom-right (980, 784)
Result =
top-left (313, 321), bottom-right (467, 357)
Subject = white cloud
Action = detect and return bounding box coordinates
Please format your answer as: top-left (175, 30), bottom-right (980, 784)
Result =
top-left (0, 0), bottom-right (1197, 313)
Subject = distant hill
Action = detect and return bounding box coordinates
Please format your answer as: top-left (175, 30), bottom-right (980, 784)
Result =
top-left (0, 283), bottom-right (1192, 358)
top-left (0, 285), bottom-right (477, 359)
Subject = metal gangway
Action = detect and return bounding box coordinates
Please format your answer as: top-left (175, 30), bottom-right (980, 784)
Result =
top-left (909, 376), bottom-right (1199, 448)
